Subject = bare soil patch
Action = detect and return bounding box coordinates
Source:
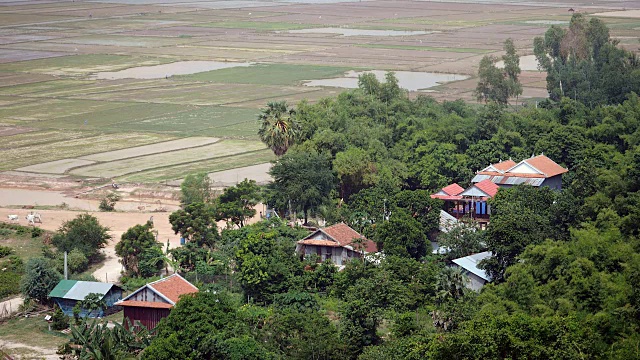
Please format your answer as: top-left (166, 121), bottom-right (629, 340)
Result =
top-left (0, 127), bottom-right (35, 137)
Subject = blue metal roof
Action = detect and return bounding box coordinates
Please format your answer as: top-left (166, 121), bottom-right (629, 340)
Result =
top-left (452, 251), bottom-right (493, 281)
top-left (50, 281), bottom-right (119, 301)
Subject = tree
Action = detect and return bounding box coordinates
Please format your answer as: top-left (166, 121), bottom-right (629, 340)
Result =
top-left (475, 55), bottom-right (508, 104)
top-left (267, 151), bottom-right (335, 224)
top-left (52, 214), bottom-right (110, 263)
top-left (258, 101), bottom-right (300, 156)
top-left (116, 222), bottom-right (163, 277)
top-left (375, 209), bottom-right (427, 260)
top-left (502, 38), bottom-right (523, 103)
top-left (475, 38), bottom-right (522, 105)
top-left (169, 202), bottom-right (219, 247)
top-left (180, 172), bottom-right (214, 206)
top-left (437, 220), bottom-right (485, 261)
top-left (98, 192), bottom-right (120, 211)
top-left (216, 178), bottom-right (260, 228)
top-left (333, 147), bottom-right (376, 201)
top-left (534, 13), bottom-right (640, 105)
top-left (480, 186), bottom-right (554, 282)
top-left (67, 248), bottom-right (88, 274)
top-left (20, 257), bottom-right (61, 303)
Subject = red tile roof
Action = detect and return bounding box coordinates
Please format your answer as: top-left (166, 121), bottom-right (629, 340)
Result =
top-left (298, 239), bottom-right (342, 247)
top-left (475, 179), bottom-right (499, 197)
top-left (149, 274), bottom-right (199, 304)
top-left (441, 183), bottom-right (464, 196)
top-left (525, 155), bottom-right (568, 177)
top-left (300, 223), bottom-right (377, 253)
top-left (116, 300), bottom-right (173, 309)
top-left (493, 159), bottom-right (517, 172)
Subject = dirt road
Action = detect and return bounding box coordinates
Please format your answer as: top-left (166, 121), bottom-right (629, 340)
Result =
top-left (1, 201), bottom-right (266, 284)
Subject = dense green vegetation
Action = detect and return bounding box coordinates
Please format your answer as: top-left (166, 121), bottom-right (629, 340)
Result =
top-left (106, 14), bottom-right (640, 359)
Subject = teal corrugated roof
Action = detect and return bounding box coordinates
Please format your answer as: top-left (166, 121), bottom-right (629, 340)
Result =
top-left (48, 280), bottom-right (78, 298)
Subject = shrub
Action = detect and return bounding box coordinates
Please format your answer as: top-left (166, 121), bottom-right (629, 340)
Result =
top-left (6, 255), bottom-right (24, 273)
top-left (15, 227), bottom-right (28, 235)
top-left (0, 271), bottom-right (21, 299)
top-left (21, 257), bottom-right (62, 303)
top-left (99, 193), bottom-right (120, 212)
top-left (70, 273), bottom-right (99, 282)
top-left (31, 227), bottom-right (43, 238)
top-left (0, 229), bottom-right (12, 236)
top-left (0, 245), bottom-right (13, 258)
top-left (51, 305), bottom-right (69, 331)
top-left (67, 249), bottom-right (89, 274)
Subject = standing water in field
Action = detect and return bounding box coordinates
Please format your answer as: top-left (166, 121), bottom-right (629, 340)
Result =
top-left (93, 61), bottom-right (253, 80)
top-left (304, 70), bottom-right (468, 91)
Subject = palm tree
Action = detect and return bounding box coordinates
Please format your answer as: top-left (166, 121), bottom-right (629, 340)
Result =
top-left (257, 101), bottom-right (299, 156)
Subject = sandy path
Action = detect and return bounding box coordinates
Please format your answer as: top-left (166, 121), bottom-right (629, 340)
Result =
top-left (0, 208), bottom-right (177, 284)
top-left (1, 203), bottom-right (267, 284)
top-left (0, 296), bottom-right (23, 318)
top-left (0, 339), bottom-right (58, 360)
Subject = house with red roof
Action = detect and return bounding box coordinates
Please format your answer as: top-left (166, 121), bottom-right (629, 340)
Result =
top-left (115, 274), bottom-right (198, 330)
top-left (295, 223), bottom-right (377, 267)
top-left (431, 154), bottom-right (567, 227)
top-left (472, 154), bottom-right (568, 190)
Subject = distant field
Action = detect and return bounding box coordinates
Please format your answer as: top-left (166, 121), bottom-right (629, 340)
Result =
top-left (356, 44), bottom-right (492, 54)
top-left (69, 139), bottom-right (267, 178)
top-left (0, 54), bottom-right (174, 76)
top-left (0, 0), bottom-right (633, 184)
top-left (117, 148), bottom-right (275, 182)
top-left (17, 158), bottom-right (95, 174)
top-left (79, 137), bottom-right (220, 162)
top-left (197, 21), bottom-right (314, 31)
top-left (178, 64), bottom-right (354, 86)
top-left (0, 133), bottom-right (172, 170)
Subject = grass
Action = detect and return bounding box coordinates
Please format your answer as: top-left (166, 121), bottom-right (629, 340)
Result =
top-left (0, 230), bottom-right (45, 260)
top-left (196, 21), bottom-right (314, 31)
top-left (0, 316), bottom-right (69, 353)
top-left (53, 35), bottom-right (197, 48)
top-left (104, 106), bottom-right (260, 136)
top-left (0, 79), bottom-right (89, 97)
top-left (356, 44), bottom-right (492, 54)
top-left (72, 82), bottom-right (319, 106)
top-left (0, 54), bottom-right (174, 76)
top-left (33, 103), bottom-right (192, 130)
top-left (0, 130), bottom-right (94, 150)
top-left (69, 139), bottom-right (267, 178)
top-left (117, 148), bottom-right (275, 182)
top-left (0, 133), bottom-right (172, 171)
top-left (79, 137), bottom-right (220, 162)
top-left (178, 64), bottom-right (353, 86)
top-left (0, 98), bottom-right (130, 122)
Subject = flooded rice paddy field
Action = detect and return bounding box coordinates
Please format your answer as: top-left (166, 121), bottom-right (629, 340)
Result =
top-left (0, 0), bottom-right (638, 184)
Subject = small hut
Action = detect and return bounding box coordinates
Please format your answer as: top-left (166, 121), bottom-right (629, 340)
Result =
top-left (115, 274), bottom-right (198, 330)
top-left (48, 280), bottom-right (123, 317)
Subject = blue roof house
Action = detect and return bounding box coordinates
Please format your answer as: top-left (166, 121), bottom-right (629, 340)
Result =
top-left (451, 251), bottom-right (493, 291)
top-left (48, 280), bottom-right (123, 318)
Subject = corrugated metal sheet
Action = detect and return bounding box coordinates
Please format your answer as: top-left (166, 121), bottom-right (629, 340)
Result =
top-left (48, 280), bottom-right (77, 298)
top-left (472, 175), bottom-right (544, 187)
top-left (64, 281), bottom-right (116, 301)
top-left (124, 306), bottom-right (170, 330)
top-left (452, 251), bottom-right (493, 281)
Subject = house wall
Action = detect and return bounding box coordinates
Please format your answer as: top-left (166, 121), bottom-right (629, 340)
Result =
top-left (465, 272), bottom-right (487, 291)
top-left (302, 245), bottom-right (362, 266)
top-left (123, 306), bottom-right (170, 330)
top-left (128, 287), bottom-right (171, 305)
top-left (541, 175), bottom-right (562, 190)
top-left (53, 287), bottom-right (123, 318)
